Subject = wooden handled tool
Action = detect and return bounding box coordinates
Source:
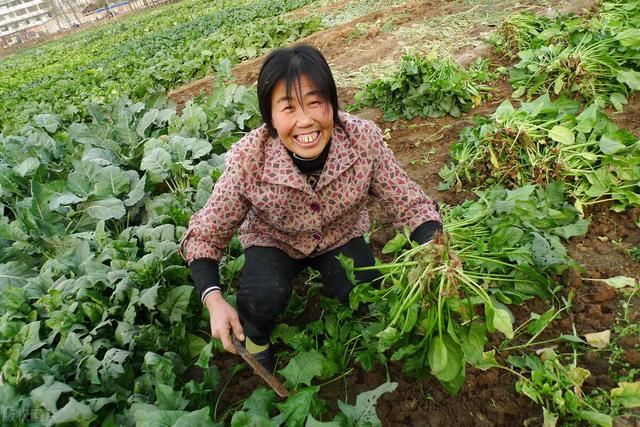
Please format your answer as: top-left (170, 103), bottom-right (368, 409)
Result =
top-left (231, 335), bottom-right (289, 398)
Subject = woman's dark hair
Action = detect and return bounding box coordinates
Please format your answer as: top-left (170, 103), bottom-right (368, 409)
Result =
top-left (257, 44), bottom-right (343, 138)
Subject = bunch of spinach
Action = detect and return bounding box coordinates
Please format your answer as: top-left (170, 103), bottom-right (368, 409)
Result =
top-left (490, 12), bottom-right (555, 58)
top-left (353, 54), bottom-right (492, 121)
top-left (439, 94), bottom-right (640, 212)
top-left (492, 2), bottom-right (640, 108)
top-left (344, 182), bottom-right (587, 393)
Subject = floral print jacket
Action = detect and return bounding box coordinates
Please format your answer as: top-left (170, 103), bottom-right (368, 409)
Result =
top-left (179, 112), bottom-right (442, 262)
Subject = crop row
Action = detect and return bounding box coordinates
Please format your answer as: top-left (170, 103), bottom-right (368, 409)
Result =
top-left (0, 0), bottom-right (321, 133)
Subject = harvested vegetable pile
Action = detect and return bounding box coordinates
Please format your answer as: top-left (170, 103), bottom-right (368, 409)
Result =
top-left (439, 94), bottom-right (640, 212)
top-left (353, 54), bottom-right (492, 120)
top-left (347, 182), bottom-right (588, 391)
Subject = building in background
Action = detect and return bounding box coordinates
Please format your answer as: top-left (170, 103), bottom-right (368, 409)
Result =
top-left (1, 0), bottom-right (175, 49)
top-left (0, 0), bottom-right (53, 47)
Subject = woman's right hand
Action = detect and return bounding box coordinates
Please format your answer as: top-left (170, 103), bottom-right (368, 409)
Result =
top-left (204, 292), bottom-right (245, 354)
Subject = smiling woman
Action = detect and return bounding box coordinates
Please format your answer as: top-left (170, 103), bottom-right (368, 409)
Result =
top-left (179, 44), bottom-right (443, 372)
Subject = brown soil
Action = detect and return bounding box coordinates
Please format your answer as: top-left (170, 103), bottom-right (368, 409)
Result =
top-left (171, 0), bottom-right (638, 424)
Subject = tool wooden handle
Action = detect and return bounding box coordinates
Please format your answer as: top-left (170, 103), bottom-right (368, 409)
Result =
top-left (231, 335), bottom-right (289, 398)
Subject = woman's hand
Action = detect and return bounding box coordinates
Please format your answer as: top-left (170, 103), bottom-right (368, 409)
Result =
top-left (204, 292), bottom-right (245, 354)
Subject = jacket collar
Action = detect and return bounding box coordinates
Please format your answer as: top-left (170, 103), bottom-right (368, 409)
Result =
top-left (315, 125), bottom-right (357, 191)
top-left (261, 125), bottom-right (358, 193)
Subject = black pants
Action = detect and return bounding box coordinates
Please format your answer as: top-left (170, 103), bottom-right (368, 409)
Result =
top-left (236, 237), bottom-right (381, 345)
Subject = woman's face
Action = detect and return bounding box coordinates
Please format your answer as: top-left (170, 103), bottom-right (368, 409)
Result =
top-left (271, 74), bottom-right (334, 159)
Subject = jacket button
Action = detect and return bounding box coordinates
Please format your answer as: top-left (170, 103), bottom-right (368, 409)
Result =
top-left (312, 232), bottom-right (322, 241)
top-left (310, 202), bottom-right (321, 212)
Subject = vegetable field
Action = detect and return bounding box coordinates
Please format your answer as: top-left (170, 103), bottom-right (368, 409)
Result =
top-left (1, 0), bottom-right (639, 426)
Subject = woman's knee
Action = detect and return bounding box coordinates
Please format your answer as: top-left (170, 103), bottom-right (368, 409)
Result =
top-left (237, 246), bottom-right (298, 322)
top-left (237, 276), bottom-right (292, 323)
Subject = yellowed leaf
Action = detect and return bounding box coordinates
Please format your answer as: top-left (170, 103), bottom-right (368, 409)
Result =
top-left (584, 330), bottom-right (610, 349)
top-left (488, 147), bottom-right (499, 169)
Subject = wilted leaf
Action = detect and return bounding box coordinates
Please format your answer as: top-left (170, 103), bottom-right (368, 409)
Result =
top-left (337, 382), bottom-right (397, 427)
top-left (584, 330), bottom-right (610, 349)
top-left (601, 276), bottom-right (636, 289)
top-left (611, 382), bottom-right (640, 408)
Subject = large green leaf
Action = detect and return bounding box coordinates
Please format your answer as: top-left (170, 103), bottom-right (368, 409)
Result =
top-left (273, 386), bottom-right (322, 427)
top-left (598, 136), bottom-right (626, 155)
top-left (49, 398), bottom-right (96, 426)
top-left (173, 407), bottom-right (216, 427)
top-left (491, 300), bottom-right (514, 339)
top-left (231, 411), bottom-right (276, 427)
top-left (84, 197), bottom-right (126, 220)
top-left (158, 286), bottom-right (193, 323)
top-left (428, 335), bottom-right (463, 382)
top-left (241, 388), bottom-right (276, 419)
top-left (48, 193), bottom-right (87, 210)
top-left (30, 380), bottom-right (73, 413)
top-left (95, 165), bottom-right (130, 198)
top-left (69, 161), bottom-right (102, 198)
top-left (156, 384), bottom-right (189, 411)
top-left (34, 114), bottom-right (60, 133)
top-left (616, 29), bottom-right (640, 47)
top-left (0, 262), bottom-right (33, 287)
top-left (141, 147), bottom-right (172, 184)
top-left (279, 350), bottom-right (325, 388)
top-left (19, 321), bottom-right (45, 357)
top-left (137, 109), bottom-right (160, 137)
top-left (13, 157), bottom-right (40, 177)
top-left (132, 403), bottom-right (186, 427)
top-left (125, 173), bottom-right (147, 207)
top-left (191, 139), bottom-right (213, 159)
